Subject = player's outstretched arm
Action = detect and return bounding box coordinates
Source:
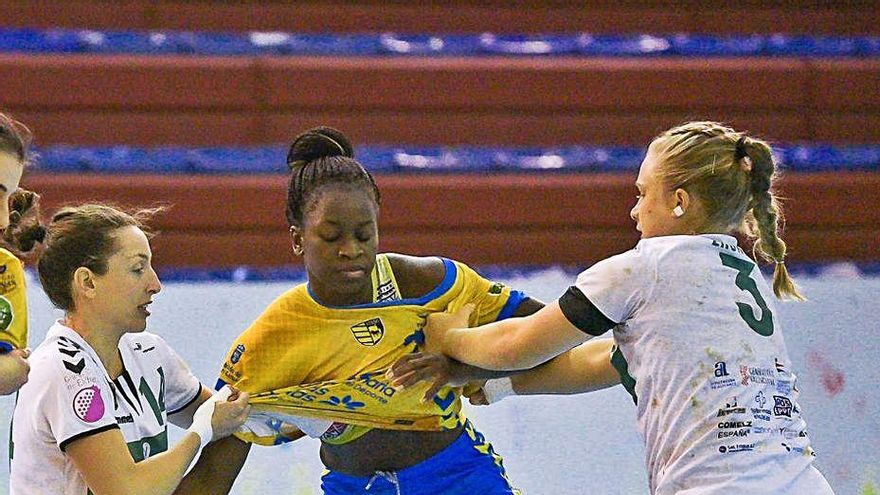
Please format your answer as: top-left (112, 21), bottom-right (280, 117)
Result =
top-left (427, 302), bottom-right (589, 371)
top-left (507, 338), bottom-right (619, 395)
top-left (66, 387), bottom-right (249, 495)
top-left (0, 349), bottom-right (30, 395)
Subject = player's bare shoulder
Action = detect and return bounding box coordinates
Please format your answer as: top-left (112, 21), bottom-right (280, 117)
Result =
top-left (385, 253), bottom-right (446, 299)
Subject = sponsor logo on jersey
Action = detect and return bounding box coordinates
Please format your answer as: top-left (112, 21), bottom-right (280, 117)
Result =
top-left (375, 280), bottom-right (399, 302)
top-left (751, 391), bottom-right (771, 421)
top-left (231, 344), bottom-right (245, 364)
top-left (321, 422), bottom-right (349, 441)
top-left (718, 443), bottom-right (755, 454)
top-left (754, 391), bottom-right (767, 408)
top-left (776, 378), bottom-right (793, 395)
top-left (739, 365), bottom-right (776, 386)
top-left (717, 397), bottom-right (746, 417)
top-left (717, 428), bottom-right (751, 439)
top-left (488, 282), bottom-right (505, 295)
top-left (0, 271), bottom-right (17, 294)
top-left (773, 395), bottom-right (793, 417)
top-left (718, 421), bottom-right (753, 429)
top-left (781, 442), bottom-right (813, 456)
top-left (0, 295), bottom-right (13, 331)
top-left (0, 264), bottom-right (6, 274)
top-left (116, 414), bottom-right (134, 424)
top-left (714, 361), bottom-right (729, 377)
top-left (73, 385), bottom-right (105, 423)
top-left (133, 342), bottom-right (155, 353)
top-left (221, 362), bottom-right (242, 383)
top-left (350, 318), bottom-right (385, 346)
top-left (774, 358), bottom-right (786, 373)
top-left (319, 394), bottom-right (366, 410)
top-left (63, 374), bottom-right (100, 391)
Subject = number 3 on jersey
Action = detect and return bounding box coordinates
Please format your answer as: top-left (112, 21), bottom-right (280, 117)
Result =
top-left (719, 253), bottom-right (774, 336)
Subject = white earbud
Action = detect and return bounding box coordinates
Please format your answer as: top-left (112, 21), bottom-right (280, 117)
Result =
top-left (672, 205), bottom-right (685, 218)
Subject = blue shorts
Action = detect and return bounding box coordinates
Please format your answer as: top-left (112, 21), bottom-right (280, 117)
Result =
top-left (321, 421), bottom-right (521, 495)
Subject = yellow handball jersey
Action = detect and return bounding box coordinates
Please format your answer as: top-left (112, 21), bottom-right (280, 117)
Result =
top-left (217, 254), bottom-right (526, 446)
top-left (0, 248), bottom-right (27, 353)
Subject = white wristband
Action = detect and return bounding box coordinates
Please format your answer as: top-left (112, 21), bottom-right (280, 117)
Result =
top-left (187, 386), bottom-right (233, 451)
top-left (482, 377), bottom-right (516, 404)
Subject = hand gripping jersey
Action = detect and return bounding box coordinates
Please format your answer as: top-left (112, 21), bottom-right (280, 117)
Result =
top-left (0, 248), bottom-right (28, 353)
top-left (10, 322), bottom-right (202, 495)
top-left (218, 254), bottom-right (526, 446)
top-left (558, 235), bottom-right (833, 495)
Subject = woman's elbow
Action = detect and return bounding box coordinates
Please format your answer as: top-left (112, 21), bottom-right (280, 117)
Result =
top-left (491, 334), bottom-right (544, 371)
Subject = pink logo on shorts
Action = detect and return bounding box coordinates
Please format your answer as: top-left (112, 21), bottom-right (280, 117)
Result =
top-left (72, 386), bottom-right (105, 423)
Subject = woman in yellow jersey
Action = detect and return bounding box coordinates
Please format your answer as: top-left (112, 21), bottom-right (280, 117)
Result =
top-left (0, 112), bottom-right (45, 395)
top-left (179, 126), bottom-right (619, 495)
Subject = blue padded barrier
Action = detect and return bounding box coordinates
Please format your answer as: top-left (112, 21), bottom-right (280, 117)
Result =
top-left (172, 31), bottom-right (258, 56)
top-left (188, 146), bottom-right (286, 173)
top-left (252, 33), bottom-right (382, 56)
top-left (764, 35), bottom-right (860, 57)
top-left (378, 34), bottom-right (482, 56)
top-left (478, 34), bottom-right (582, 56)
top-left (35, 146), bottom-right (91, 172)
top-left (77, 30), bottom-right (179, 54)
top-left (33, 144), bottom-right (880, 174)
top-left (783, 145), bottom-right (880, 172)
top-left (353, 147), bottom-right (403, 173)
top-left (478, 146), bottom-right (644, 173)
top-left (858, 36), bottom-right (880, 56)
top-left (577, 34), bottom-right (672, 57)
top-left (0, 28), bottom-right (83, 53)
top-left (670, 34), bottom-right (765, 56)
top-left (86, 147), bottom-right (169, 173)
top-left (4, 28), bottom-right (880, 57)
top-left (386, 147), bottom-right (500, 172)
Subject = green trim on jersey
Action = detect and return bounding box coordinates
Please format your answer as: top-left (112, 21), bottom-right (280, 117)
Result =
top-left (611, 345), bottom-right (638, 405)
top-left (126, 429), bottom-right (169, 462)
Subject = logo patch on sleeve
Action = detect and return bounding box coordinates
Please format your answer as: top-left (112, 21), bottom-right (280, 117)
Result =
top-left (350, 318), bottom-right (385, 346)
top-left (73, 385), bottom-right (106, 423)
top-left (231, 344), bottom-right (245, 364)
top-left (0, 296), bottom-right (13, 331)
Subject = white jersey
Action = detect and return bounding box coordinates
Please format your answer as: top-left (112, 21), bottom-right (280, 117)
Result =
top-left (559, 234), bottom-right (834, 495)
top-left (10, 321), bottom-right (202, 495)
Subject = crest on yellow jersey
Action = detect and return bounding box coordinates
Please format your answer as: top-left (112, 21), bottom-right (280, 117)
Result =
top-left (350, 318), bottom-right (385, 346)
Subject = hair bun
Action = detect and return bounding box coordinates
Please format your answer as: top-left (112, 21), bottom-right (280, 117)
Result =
top-left (287, 126), bottom-right (354, 169)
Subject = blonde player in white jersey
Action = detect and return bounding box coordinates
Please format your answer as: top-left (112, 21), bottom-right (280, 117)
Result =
top-left (10, 204), bottom-right (250, 495)
top-left (395, 121), bottom-right (835, 494)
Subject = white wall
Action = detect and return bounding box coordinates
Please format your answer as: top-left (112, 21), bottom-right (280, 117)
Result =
top-left (2, 267), bottom-right (878, 495)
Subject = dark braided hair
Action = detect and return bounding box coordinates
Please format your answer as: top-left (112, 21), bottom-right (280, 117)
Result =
top-left (285, 126), bottom-right (380, 227)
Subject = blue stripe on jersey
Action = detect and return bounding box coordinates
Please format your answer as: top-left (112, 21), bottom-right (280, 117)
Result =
top-left (496, 290), bottom-right (526, 321)
top-left (215, 378), bottom-right (228, 391)
top-left (307, 258), bottom-right (459, 309)
top-left (0, 341), bottom-right (13, 353)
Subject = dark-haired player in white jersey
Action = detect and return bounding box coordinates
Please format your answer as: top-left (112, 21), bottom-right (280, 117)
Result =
top-left (10, 204), bottom-right (250, 495)
top-left (403, 122), bottom-right (835, 494)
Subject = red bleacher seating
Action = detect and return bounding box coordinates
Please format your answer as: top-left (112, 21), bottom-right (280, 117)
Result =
top-left (3, 1), bottom-right (878, 266)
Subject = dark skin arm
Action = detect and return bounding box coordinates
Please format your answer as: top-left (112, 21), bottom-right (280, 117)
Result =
top-left (386, 254), bottom-right (545, 401)
top-left (173, 435), bottom-right (252, 495)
